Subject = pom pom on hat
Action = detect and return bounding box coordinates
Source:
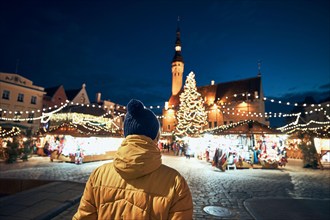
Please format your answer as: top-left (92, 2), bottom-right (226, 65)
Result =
top-left (126, 99), bottom-right (145, 116)
top-left (124, 99), bottom-right (160, 140)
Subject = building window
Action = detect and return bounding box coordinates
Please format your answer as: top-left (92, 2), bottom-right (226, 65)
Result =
top-left (28, 113), bottom-right (34, 124)
top-left (31, 96), bottom-right (37, 104)
top-left (208, 121), bottom-right (212, 128)
top-left (2, 90), bottom-right (10, 100)
top-left (17, 93), bottom-right (24, 102)
top-left (224, 121), bottom-right (227, 125)
top-left (167, 124), bottom-right (170, 130)
top-left (214, 121), bottom-right (217, 127)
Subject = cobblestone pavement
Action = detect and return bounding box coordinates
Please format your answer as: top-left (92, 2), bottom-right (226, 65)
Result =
top-left (1, 155), bottom-right (330, 219)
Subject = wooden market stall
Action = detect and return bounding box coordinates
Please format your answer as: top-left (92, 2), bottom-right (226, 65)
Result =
top-left (203, 120), bottom-right (286, 169)
top-left (38, 123), bottom-right (123, 163)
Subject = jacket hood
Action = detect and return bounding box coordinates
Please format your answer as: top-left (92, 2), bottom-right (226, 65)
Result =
top-left (114, 135), bottom-right (162, 180)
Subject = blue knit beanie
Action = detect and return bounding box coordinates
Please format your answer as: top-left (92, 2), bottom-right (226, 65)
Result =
top-left (124, 99), bottom-right (160, 140)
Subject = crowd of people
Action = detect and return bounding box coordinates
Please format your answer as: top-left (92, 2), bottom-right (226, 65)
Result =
top-left (157, 140), bottom-right (193, 159)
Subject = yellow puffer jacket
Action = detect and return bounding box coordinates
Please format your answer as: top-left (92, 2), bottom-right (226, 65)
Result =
top-left (73, 135), bottom-right (193, 220)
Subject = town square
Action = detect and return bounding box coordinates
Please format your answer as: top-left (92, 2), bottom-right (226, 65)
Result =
top-left (0, 0), bottom-right (329, 219)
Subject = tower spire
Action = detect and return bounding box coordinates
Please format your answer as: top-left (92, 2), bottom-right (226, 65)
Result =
top-left (257, 60), bottom-right (262, 77)
top-left (171, 17), bottom-right (184, 96)
top-left (173, 16), bottom-right (183, 63)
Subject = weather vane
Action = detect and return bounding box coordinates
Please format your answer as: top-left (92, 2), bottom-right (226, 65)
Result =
top-left (257, 60), bottom-right (262, 75)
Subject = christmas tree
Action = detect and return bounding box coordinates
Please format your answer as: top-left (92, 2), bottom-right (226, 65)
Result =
top-left (175, 71), bottom-right (207, 136)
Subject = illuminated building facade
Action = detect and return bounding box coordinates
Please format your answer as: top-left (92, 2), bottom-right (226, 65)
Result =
top-left (162, 27), bottom-right (269, 134)
top-left (0, 72), bottom-right (45, 133)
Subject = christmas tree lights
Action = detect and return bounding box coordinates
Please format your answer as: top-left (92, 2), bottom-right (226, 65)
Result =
top-left (175, 72), bottom-right (207, 136)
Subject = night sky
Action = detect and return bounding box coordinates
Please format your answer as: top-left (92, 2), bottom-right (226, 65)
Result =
top-left (0, 0), bottom-right (329, 115)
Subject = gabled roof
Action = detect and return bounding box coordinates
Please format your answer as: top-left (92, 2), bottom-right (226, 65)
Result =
top-left (215, 76), bottom-right (261, 101)
top-left (44, 85), bottom-right (62, 97)
top-left (205, 120), bottom-right (281, 135)
top-left (61, 105), bottom-right (107, 117)
top-left (168, 76), bottom-right (262, 107)
top-left (39, 123), bottom-right (118, 137)
top-left (65, 88), bottom-right (81, 101)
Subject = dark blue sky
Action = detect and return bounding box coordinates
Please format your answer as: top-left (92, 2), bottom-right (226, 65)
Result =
top-left (0, 0), bottom-right (329, 111)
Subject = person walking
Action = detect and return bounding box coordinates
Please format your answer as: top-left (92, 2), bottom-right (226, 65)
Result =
top-left (185, 143), bottom-right (191, 159)
top-left (73, 99), bottom-right (193, 220)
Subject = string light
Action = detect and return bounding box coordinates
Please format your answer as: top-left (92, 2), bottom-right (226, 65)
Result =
top-left (1, 91), bottom-right (329, 137)
top-left (0, 126), bottom-right (21, 137)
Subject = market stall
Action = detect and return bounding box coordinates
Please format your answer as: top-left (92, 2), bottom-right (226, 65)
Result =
top-left (38, 123), bottom-right (123, 163)
top-left (314, 137), bottom-right (330, 167)
top-left (199, 120), bottom-right (287, 169)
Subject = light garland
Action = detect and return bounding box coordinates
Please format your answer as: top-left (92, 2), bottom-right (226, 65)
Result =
top-left (202, 120), bottom-right (249, 134)
top-left (0, 100), bottom-right (127, 123)
top-left (276, 113), bottom-right (330, 137)
top-left (1, 90), bottom-right (329, 139)
top-left (41, 121), bottom-right (119, 136)
top-left (1, 92), bottom-right (329, 122)
top-left (0, 126), bottom-right (21, 137)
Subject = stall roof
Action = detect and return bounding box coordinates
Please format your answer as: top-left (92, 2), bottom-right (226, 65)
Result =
top-left (205, 120), bottom-right (282, 135)
top-left (38, 123), bottom-right (121, 137)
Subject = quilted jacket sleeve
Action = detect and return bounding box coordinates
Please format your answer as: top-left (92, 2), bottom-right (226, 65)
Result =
top-left (72, 174), bottom-right (97, 220)
top-left (168, 175), bottom-right (193, 220)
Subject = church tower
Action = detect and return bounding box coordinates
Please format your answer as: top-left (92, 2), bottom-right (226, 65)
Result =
top-left (171, 19), bottom-right (184, 96)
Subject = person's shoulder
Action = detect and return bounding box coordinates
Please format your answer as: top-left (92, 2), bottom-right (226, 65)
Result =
top-left (91, 161), bottom-right (114, 176)
top-left (158, 164), bottom-right (182, 177)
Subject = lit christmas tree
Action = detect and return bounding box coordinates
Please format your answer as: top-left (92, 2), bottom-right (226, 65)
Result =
top-left (175, 71), bottom-right (207, 136)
